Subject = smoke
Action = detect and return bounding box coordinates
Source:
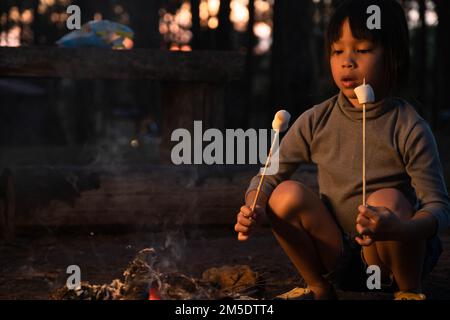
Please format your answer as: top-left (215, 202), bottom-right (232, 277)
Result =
top-left (155, 229), bottom-right (188, 272)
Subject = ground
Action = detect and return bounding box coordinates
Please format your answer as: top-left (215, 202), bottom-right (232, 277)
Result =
top-left (1, 226), bottom-right (449, 300)
top-left (1, 128), bottom-right (450, 300)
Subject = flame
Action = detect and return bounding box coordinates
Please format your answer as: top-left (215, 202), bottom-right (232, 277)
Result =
top-left (148, 286), bottom-right (161, 300)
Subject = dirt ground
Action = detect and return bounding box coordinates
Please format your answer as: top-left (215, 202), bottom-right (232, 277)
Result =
top-left (1, 225), bottom-right (449, 300)
top-left (1, 129), bottom-right (450, 300)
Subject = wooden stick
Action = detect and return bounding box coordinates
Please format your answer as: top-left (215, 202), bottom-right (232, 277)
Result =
top-left (251, 130), bottom-right (280, 212)
top-left (363, 77), bottom-right (366, 207)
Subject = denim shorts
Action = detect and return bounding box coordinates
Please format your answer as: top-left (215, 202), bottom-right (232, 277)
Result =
top-left (323, 232), bottom-right (443, 292)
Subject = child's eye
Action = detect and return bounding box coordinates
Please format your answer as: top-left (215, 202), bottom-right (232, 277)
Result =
top-left (332, 50), bottom-right (343, 55)
top-left (357, 49), bottom-right (372, 53)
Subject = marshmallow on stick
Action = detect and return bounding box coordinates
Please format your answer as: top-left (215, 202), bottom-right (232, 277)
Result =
top-left (354, 78), bottom-right (375, 104)
top-left (354, 78), bottom-right (375, 207)
top-left (251, 110), bottom-right (291, 212)
top-left (272, 110), bottom-right (291, 132)
top-left (238, 110), bottom-right (291, 241)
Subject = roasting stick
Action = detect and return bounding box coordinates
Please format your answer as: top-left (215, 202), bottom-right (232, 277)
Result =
top-left (250, 110), bottom-right (291, 212)
top-left (363, 83), bottom-right (366, 206)
top-left (250, 130), bottom-right (279, 212)
top-left (237, 136), bottom-right (280, 240)
top-left (354, 78), bottom-right (375, 207)
top-left (238, 110), bottom-right (291, 239)
top-left (238, 110), bottom-right (291, 241)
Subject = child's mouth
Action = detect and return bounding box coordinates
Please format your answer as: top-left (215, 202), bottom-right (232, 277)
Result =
top-left (341, 77), bottom-right (359, 88)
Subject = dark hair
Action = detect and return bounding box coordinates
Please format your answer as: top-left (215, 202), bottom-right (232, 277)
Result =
top-left (326, 0), bottom-right (410, 94)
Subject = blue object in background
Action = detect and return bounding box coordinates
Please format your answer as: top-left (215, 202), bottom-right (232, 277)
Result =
top-left (56, 20), bottom-right (134, 49)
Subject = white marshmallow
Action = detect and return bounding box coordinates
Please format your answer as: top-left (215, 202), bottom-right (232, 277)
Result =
top-left (354, 83), bottom-right (375, 104)
top-left (272, 110), bottom-right (291, 132)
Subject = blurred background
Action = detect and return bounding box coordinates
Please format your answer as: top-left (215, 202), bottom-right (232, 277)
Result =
top-left (0, 0), bottom-right (450, 300)
top-left (1, 0), bottom-right (449, 148)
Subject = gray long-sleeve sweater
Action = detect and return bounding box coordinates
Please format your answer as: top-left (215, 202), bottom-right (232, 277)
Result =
top-left (246, 91), bottom-right (450, 237)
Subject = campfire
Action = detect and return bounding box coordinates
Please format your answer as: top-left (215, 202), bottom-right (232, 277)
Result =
top-left (51, 248), bottom-right (264, 300)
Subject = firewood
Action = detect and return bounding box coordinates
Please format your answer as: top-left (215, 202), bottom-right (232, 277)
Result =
top-left (51, 248), bottom-right (258, 300)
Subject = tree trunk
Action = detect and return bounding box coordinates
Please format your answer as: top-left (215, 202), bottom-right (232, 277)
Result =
top-left (191, 0), bottom-right (201, 49)
top-left (270, 0), bottom-right (315, 116)
top-left (416, 0), bottom-right (427, 118)
top-left (0, 0), bottom-right (8, 35)
top-left (435, 0), bottom-right (450, 132)
top-left (244, 0), bottom-right (256, 125)
top-left (126, 0), bottom-right (161, 49)
top-left (217, 0), bottom-right (232, 50)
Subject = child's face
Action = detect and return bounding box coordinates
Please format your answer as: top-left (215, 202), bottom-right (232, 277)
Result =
top-left (330, 19), bottom-right (385, 106)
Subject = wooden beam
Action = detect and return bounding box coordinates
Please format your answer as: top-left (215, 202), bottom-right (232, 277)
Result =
top-left (12, 164), bottom-right (318, 229)
top-left (0, 47), bottom-right (245, 82)
top-left (159, 82), bottom-right (227, 162)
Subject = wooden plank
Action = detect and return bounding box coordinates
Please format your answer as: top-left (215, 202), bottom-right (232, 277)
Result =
top-left (159, 82), bottom-right (227, 162)
top-left (0, 47), bottom-right (245, 82)
top-left (13, 165), bottom-right (318, 228)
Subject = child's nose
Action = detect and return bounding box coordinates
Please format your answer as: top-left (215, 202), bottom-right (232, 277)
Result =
top-left (341, 53), bottom-right (356, 68)
top-left (342, 58), bottom-right (355, 68)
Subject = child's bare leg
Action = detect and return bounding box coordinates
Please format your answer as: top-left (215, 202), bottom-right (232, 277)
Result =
top-left (267, 180), bottom-right (343, 299)
top-left (362, 188), bottom-right (426, 292)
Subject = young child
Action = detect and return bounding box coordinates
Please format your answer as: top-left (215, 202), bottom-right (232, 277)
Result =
top-left (234, 0), bottom-right (450, 300)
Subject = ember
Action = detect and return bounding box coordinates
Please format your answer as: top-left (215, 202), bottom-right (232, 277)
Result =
top-left (148, 286), bottom-right (161, 300)
top-left (51, 248), bottom-right (260, 300)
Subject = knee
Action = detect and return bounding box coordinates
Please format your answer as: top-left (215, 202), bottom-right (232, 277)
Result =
top-left (268, 180), bottom-right (309, 221)
top-left (366, 188), bottom-right (413, 220)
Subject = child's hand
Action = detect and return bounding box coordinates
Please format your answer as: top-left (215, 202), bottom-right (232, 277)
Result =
top-left (355, 205), bottom-right (407, 246)
top-left (234, 205), bottom-right (264, 241)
